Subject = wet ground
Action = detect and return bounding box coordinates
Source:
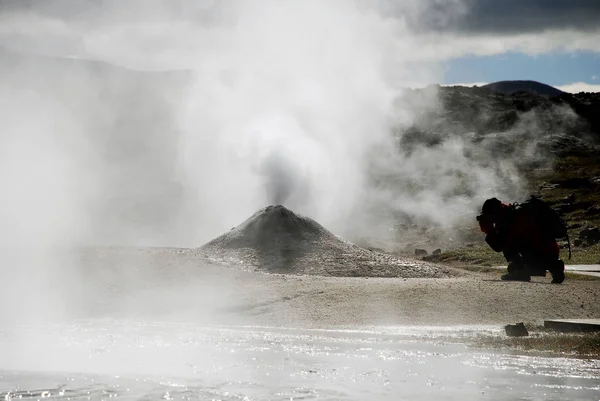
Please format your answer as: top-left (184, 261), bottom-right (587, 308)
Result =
top-left (2, 320), bottom-right (599, 400)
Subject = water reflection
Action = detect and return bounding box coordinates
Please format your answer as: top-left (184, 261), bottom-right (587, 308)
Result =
top-left (1, 321), bottom-right (599, 400)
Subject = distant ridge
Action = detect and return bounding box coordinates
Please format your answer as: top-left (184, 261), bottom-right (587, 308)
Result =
top-left (482, 80), bottom-right (565, 97)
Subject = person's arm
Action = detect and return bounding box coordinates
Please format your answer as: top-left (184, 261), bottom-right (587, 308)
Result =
top-left (477, 214), bottom-right (494, 234)
top-left (485, 230), bottom-right (504, 252)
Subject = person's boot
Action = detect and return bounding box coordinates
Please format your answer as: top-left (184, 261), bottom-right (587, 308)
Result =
top-left (549, 260), bottom-right (565, 284)
top-left (501, 262), bottom-right (531, 282)
top-left (501, 270), bottom-right (531, 281)
top-left (506, 260), bottom-right (522, 273)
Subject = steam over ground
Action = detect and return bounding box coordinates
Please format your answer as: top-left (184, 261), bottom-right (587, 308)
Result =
top-left (0, 1), bottom-right (579, 323)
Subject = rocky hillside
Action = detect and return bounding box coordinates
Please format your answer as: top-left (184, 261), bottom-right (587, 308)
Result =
top-left (400, 84), bottom-right (600, 157)
top-left (398, 84), bottom-right (600, 262)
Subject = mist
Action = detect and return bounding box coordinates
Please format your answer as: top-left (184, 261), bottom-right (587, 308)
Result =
top-left (0, 0), bottom-right (567, 325)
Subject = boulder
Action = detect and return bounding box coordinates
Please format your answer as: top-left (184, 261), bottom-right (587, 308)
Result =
top-left (579, 226), bottom-right (600, 243)
top-left (585, 206), bottom-right (600, 216)
top-left (415, 248), bottom-right (428, 257)
top-left (505, 322), bottom-right (529, 337)
top-left (576, 225), bottom-right (600, 247)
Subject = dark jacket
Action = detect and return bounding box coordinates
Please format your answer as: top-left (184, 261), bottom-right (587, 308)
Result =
top-left (479, 203), bottom-right (559, 260)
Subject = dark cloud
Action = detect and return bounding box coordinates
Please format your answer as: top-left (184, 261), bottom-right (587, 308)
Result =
top-left (441, 0), bottom-right (600, 34)
top-left (377, 0), bottom-right (600, 34)
top-left (2, 0), bottom-right (599, 35)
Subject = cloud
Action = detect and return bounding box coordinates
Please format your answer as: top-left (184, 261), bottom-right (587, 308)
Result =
top-left (555, 82), bottom-right (600, 93)
top-left (1, 0), bottom-right (600, 65)
top-left (451, 0), bottom-right (600, 34)
top-left (412, 30), bottom-right (600, 61)
top-left (378, 0), bottom-right (600, 35)
top-left (441, 82), bottom-right (489, 88)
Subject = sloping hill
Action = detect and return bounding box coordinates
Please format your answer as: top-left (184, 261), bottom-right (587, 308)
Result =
top-left (482, 80), bottom-right (565, 97)
top-left (198, 205), bottom-right (449, 278)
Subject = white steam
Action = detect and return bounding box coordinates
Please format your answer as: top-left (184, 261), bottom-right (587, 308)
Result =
top-left (169, 0), bottom-right (445, 242)
top-left (0, 0), bottom-right (559, 324)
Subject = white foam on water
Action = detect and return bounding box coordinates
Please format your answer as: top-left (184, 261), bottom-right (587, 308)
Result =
top-left (1, 320), bottom-right (599, 400)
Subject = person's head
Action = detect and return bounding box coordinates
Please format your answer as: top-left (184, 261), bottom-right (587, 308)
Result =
top-left (481, 197), bottom-right (503, 217)
top-left (477, 197), bottom-right (503, 225)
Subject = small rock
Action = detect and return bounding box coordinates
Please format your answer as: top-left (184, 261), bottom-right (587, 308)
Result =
top-left (433, 248), bottom-right (442, 256)
top-left (415, 248), bottom-right (428, 257)
top-left (540, 182), bottom-right (559, 190)
top-left (574, 238), bottom-right (583, 247)
top-left (563, 193), bottom-right (576, 203)
top-left (584, 206), bottom-right (600, 216)
top-left (581, 221), bottom-right (596, 231)
top-left (505, 322), bottom-right (529, 337)
top-left (579, 226), bottom-right (600, 245)
top-left (554, 204), bottom-right (573, 215)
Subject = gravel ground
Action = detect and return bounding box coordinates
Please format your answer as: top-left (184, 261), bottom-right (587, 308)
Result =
top-left (73, 246), bottom-right (600, 329)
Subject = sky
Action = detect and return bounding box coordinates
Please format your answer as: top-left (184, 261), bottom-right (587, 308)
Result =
top-left (443, 51), bottom-right (600, 92)
top-left (0, 0), bottom-right (599, 92)
top-left (435, 0), bottom-right (600, 92)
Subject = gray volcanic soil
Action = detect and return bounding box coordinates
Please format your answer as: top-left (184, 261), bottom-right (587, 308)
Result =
top-left (72, 246), bottom-right (600, 328)
top-left (67, 206), bottom-right (599, 329)
top-left (198, 205), bottom-right (449, 278)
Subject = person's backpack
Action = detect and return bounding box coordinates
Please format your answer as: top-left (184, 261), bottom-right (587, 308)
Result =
top-left (515, 195), bottom-right (571, 259)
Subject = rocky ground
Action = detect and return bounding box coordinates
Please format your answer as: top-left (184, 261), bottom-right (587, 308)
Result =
top-left (72, 245), bottom-right (600, 330)
top-left (71, 195), bottom-right (600, 330)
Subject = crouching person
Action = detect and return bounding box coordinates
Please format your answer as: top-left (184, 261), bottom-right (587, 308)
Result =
top-left (477, 197), bottom-right (565, 283)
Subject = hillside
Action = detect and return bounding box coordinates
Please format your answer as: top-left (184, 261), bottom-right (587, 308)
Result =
top-left (399, 84), bottom-right (600, 265)
top-left (402, 84), bottom-right (600, 152)
top-left (481, 80), bottom-right (566, 97)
